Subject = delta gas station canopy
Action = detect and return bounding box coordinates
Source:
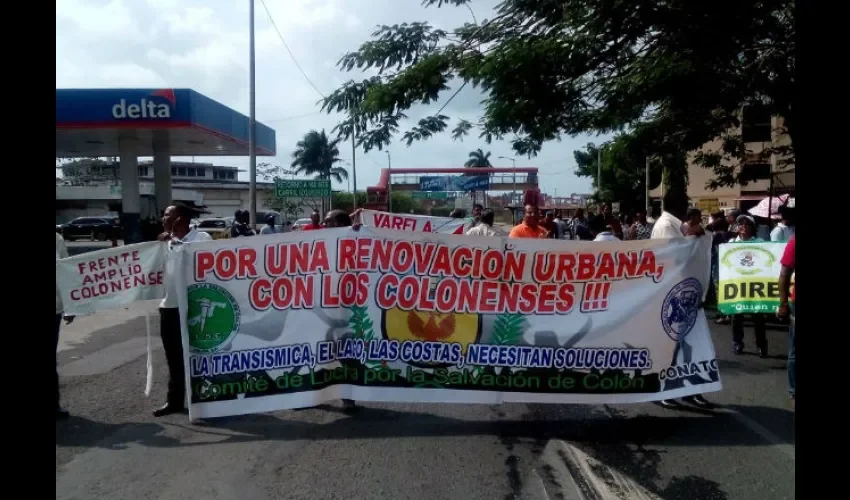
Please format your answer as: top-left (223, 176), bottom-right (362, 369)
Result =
top-left (56, 88), bottom-right (276, 157)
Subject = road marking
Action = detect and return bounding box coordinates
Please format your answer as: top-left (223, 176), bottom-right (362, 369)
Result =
top-left (541, 439), bottom-right (661, 500)
top-left (719, 407), bottom-right (795, 461)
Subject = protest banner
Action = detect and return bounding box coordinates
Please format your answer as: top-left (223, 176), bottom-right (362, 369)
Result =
top-left (177, 228), bottom-right (718, 419)
top-left (717, 242), bottom-right (787, 314)
top-left (56, 241), bottom-right (167, 315)
top-left (175, 228), bottom-right (718, 420)
top-left (359, 209), bottom-right (470, 234)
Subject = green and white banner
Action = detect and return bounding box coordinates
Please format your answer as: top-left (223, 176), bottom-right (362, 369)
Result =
top-left (176, 228), bottom-right (718, 421)
top-left (717, 242), bottom-right (787, 314)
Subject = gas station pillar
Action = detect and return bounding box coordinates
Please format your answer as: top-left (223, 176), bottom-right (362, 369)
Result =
top-left (119, 140), bottom-right (142, 244)
top-left (153, 148), bottom-right (172, 217)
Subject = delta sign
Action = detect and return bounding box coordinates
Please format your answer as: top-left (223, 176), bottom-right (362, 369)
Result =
top-left (112, 88), bottom-right (176, 119)
top-left (56, 88), bottom-right (276, 156)
top-left (57, 88), bottom-right (189, 127)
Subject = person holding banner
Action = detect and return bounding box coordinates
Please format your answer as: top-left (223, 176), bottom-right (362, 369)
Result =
top-left (324, 209), bottom-right (359, 412)
top-left (777, 235), bottom-right (795, 409)
top-left (465, 208), bottom-right (504, 237)
top-left (56, 232), bottom-right (73, 420)
top-left (154, 204), bottom-right (212, 417)
top-left (509, 204), bottom-right (548, 239)
top-left (651, 192), bottom-right (714, 409)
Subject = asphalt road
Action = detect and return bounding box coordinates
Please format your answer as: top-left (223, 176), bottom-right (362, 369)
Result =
top-left (55, 305), bottom-right (794, 500)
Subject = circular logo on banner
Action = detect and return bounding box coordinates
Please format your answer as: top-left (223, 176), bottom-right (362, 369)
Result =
top-left (720, 245), bottom-right (776, 276)
top-left (661, 278), bottom-right (703, 342)
top-left (186, 283), bottom-right (240, 352)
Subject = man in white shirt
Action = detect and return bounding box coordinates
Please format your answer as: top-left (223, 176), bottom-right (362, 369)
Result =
top-left (466, 209), bottom-right (505, 237)
top-left (650, 192), bottom-right (713, 409)
top-left (154, 204), bottom-right (212, 417)
top-left (770, 205), bottom-right (795, 242)
top-left (259, 213), bottom-right (278, 235)
top-left (56, 232), bottom-right (74, 420)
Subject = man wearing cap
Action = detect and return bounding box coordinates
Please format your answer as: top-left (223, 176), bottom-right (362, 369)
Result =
top-left (154, 204), bottom-right (212, 417)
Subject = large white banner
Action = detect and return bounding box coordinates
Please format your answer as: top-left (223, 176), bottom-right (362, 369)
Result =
top-left (176, 227), bottom-right (718, 420)
top-left (56, 241), bottom-right (167, 315)
top-left (359, 209), bottom-right (471, 234)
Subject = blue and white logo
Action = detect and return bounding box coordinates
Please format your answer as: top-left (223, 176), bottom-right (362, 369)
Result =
top-left (661, 278), bottom-right (703, 342)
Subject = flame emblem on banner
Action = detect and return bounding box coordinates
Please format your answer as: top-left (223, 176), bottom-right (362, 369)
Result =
top-left (381, 279), bottom-right (482, 367)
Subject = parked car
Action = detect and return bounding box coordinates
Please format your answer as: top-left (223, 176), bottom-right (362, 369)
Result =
top-left (58, 216), bottom-right (120, 241)
top-left (195, 217), bottom-right (234, 240)
top-left (291, 218), bottom-right (313, 231)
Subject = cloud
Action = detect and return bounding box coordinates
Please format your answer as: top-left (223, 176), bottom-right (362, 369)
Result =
top-left (56, 0), bottom-right (599, 196)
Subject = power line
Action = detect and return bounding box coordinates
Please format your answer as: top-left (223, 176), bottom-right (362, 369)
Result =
top-left (263, 111), bottom-right (323, 123)
top-left (258, 0), bottom-right (326, 100)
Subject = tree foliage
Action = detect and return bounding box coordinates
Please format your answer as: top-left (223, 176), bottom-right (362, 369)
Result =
top-left (464, 148), bottom-right (491, 168)
top-left (322, 0), bottom-right (795, 194)
top-left (290, 130), bottom-right (349, 183)
top-left (574, 136), bottom-right (662, 214)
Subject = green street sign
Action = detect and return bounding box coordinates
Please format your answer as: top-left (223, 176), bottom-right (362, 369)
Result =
top-left (275, 179), bottom-right (332, 198)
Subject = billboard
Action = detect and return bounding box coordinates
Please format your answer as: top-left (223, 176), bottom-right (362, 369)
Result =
top-left (419, 175), bottom-right (490, 192)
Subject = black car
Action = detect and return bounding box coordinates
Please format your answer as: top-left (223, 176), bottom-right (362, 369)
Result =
top-left (59, 217), bottom-right (120, 241)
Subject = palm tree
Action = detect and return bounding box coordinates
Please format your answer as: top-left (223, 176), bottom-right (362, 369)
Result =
top-left (291, 130), bottom-right (348, 213)
top-left (290, 130), bottom-right (349, 183)
top-left (464, 149), bottom-right (492, 205)
top-left (464, 148), bottom-right (492, 169)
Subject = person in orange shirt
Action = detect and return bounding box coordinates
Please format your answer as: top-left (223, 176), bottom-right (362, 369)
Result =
top-left (509, 204), bottom-right (549, 239)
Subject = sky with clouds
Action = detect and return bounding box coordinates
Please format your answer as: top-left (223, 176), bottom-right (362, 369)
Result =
top-left (56, 0), bottom-right (609, 196)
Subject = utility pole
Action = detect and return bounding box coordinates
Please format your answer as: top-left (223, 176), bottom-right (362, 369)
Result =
top-left (498, 156), bottom-right (517, 206)
top-left (597, 145), bottom-right (602, 198)
top-left (350, 133), bottom-right (358, 210)
top-left (645, 156), bottom-right (650, 214)
top-left (247, 0), bottom-right (257, 226)
top-left (386, 150), bottom-right (393, 213)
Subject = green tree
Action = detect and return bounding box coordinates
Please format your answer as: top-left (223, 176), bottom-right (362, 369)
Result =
top-left (574, 136), bottom-right (662, 214)
top-left (390, 192), bottom-right (422, 215)
top-left (331, 192), bottom-right (368, 214)
top-left (291, 130), bottom-right (350, 213)
top-left (290, 130), bottom-right (349, 183)
top-left (463, 148), bottom-right (491, 204)
top-left (464, 148), bottom-right (491, 169)
top-left (321, 0), bottom-right (794, 201)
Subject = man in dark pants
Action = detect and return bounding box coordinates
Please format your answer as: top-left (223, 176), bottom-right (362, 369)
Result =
top-left (154, 204), bottom-right (211, 417)
top-left (650, 191), bottom-right (713, 409)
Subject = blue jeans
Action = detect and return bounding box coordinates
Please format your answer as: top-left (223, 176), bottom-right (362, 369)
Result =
top-left (788, 304), bottom-right (795, 397)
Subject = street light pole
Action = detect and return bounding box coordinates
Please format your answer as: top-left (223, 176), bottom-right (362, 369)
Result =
top-left (247, 0), bottom-right (257, 226)
top-left (386, 151), bottom-right (393, 213)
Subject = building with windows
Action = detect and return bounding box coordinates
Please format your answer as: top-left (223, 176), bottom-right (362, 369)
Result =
top-left (649, 110), bottom-right (795, 214)
top-left (56, 160), bottom-right (313, 223)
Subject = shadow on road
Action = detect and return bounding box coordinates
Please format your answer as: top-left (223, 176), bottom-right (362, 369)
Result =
top-left (54, 402), bottom-right (794, 451)
top-left (56, 415), bottom-right (166, 450)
